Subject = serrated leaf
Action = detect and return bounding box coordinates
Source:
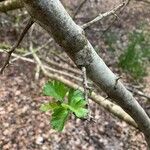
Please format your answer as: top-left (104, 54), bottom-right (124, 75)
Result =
top-left (40, 102), bottom-right (60, 112)
top-left (67, 89), bottom-right (88, 118)
top-left (43, 80), bottom-right (69, 101)
top-left (51, 107), bottom-right (69, 131)
top-left (68, 89), bottom-right (84, 105)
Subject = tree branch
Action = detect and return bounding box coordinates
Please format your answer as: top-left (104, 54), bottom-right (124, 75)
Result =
top-left (0, 18), bottom-right (33, 74)
top-left (81, 2), bottom-right (125, 29)
top-left (72, 0), bottom-right (88, 19)
top-left (21, 0), bottom-right (150, 147)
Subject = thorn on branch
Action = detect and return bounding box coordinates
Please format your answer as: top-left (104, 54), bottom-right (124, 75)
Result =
top-left (112, 13), bottom-right (120, 20)
top-left (0, 18), bottom-right (34, 74)
top-left (105, 96), bottom-right (109, 100)
top-left (114, 76), bottom-right (121, 90)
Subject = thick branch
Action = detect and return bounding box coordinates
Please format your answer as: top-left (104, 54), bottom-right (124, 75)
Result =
top-left (22, 0), bottom-right (150, 147)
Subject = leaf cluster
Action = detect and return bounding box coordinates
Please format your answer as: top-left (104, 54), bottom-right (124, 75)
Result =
top-left (40, 80), bottom-right (88, 131)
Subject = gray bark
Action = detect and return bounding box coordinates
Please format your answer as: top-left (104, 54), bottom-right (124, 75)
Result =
top-left (22, 0), bottom-right (150, 147)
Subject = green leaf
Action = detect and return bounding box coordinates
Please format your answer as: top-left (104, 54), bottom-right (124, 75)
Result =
top-left (43, 80), bottom-right (69, 101)
top-left (67, 89), bottom-right (88, 118)
top-left (51, 107), bottom-right (69, 131)
top-left (41, 81), bottom-right (88, 132)
top-left (68, 89), bottom-right (84, 104)
top-left (40, 102), bottom-right (60, 112)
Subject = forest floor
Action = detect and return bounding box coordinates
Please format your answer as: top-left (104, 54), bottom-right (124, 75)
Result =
top-left (0, 0), bottom-right (150, 150)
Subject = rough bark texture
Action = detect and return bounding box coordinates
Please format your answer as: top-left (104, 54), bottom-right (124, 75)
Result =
top-left (22, 0), bottom-right (150, 147)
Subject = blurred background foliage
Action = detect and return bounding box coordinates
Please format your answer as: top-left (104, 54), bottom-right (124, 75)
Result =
top-left (104, 24), bottom-right (150, 81)
top-left (119, 25), bottom-right (150, 81)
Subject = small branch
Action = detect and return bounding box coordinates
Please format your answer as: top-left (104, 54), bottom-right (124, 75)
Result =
top-left (81, 66), bottom-right (93, 121)
top-left (35, 64), bottom-right (40, 81)
top-left (43, 57), bottom-right (82, 75)
top-left (72, 0), bottom-right (88, 19)
top-left (101, 0), bottom-right (131, 36)
top-left (82, 66), bottom-right (88, 101)
top-left (81, 2), bottom-right (125, 29)
top-left (127, 86), bottom-right (150, 101)
top-left (45, 64), bottom-right (82, 82)
top-left (0, 49), bottom-right (34, 63)
top-left (0, 18), bottom-right (34, 74)
top-left (101, 16), bottom-right (117, 36)
top-left (11, 38), bottom-right (53, 62)
top-left (135, 0), bottom-right (150, 4)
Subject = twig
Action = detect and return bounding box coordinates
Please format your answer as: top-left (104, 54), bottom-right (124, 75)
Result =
top-left (101, 0), bottom-right (131, 35)
top-left (11, 38), bottom-right (53, 62)
top-left (0, 49), bottom-right (34, 63)
top-left (29, 45), bottom-right (47, 75)
top-left (72, 0), bottom-right (88, 19)
top-left (127, 86), bottom-right (150, 101)
top-left (0, 18), bottom-right (34, 74)
top-left (81, 2), bottom-right (125, 29)
top-left (28, 24), bottom-right (41, 81)
top-left (101, 16), bottom-right (117, 36)
top-left (81, 66), bottom-right (93, 121)
top-left (136, 0), bottom-right (150, 4)
top-left (44, 64), bottom-right (82, 82)
top-left (82, 67), bottom-right (88, 101)
top-left (35, 64), bottom-right (40, 81)
top-left (43, 57), bottom-right (82, 75)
